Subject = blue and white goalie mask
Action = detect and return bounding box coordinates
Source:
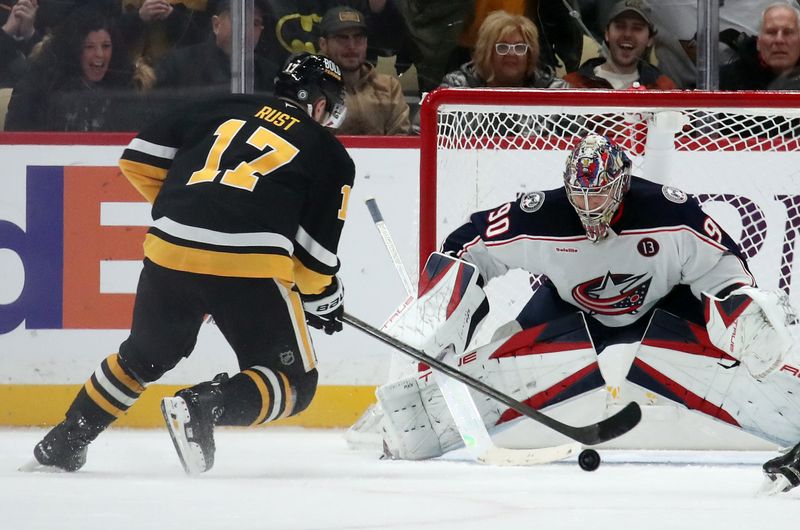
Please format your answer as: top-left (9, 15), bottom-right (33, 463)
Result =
top-left (563, 134), bottom-right (632, 241)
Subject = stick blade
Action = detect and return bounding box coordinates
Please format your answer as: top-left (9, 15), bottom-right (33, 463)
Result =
top-left (478, 442), bottom-right (581, 466)
top-left (577, 401), bottom-right (642, 446)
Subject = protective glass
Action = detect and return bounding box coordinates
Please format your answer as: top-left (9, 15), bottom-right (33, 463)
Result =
top-left (494, 42), bottom-right (529, 56)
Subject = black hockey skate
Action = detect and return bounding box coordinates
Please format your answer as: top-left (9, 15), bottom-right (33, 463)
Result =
top-left (161, 373), bottom-right (227, 474)
top-left (760, 441), bottom-right (800, 495)
top-left (23, 414), bottom-right (104, 472)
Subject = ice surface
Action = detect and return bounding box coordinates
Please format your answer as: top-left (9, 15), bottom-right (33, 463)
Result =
top-left (1, 427), bottom-right (797, 530)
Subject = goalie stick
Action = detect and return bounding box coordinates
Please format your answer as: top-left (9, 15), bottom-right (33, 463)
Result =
top-left (343, 311), bottom-right (642, 446)
top-left (360, 198), bottom-right (603, 456)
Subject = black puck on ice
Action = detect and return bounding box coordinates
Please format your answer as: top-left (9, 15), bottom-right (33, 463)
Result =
top-left (578, 449), bottom-right (600, 471)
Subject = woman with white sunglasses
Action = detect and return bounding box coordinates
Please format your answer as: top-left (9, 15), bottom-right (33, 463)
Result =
top-left (440, 10), bottom-right (570, 89)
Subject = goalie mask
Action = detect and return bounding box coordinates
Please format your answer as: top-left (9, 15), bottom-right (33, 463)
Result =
top-left (563, 134), bottom-right (632, 241)
top-left (274, 53), bottom-right (347, 129)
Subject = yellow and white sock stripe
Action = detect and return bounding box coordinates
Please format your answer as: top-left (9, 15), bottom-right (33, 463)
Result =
top-left (242, 366), bottom-right (296, 425)
top-left (84, 354), bottom-right (147, 418)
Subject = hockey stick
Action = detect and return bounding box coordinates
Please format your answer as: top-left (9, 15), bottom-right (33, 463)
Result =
top-left (363, 197), bottom-right (580, 462)
top-left (343, 312), bottom-right (641, 446)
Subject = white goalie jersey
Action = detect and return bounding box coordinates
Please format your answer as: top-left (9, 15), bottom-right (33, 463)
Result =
top-left (440, 176), bottom-right (755, 328)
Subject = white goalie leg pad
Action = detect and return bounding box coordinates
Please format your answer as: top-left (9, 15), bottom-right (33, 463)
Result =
top-left (379, 313), bottom-right (603, 459)
top-left (376, 377), bottom-right (446, 460)
top-left (705, 286), bottom-right (796, 379)
top-left (626, 309), bottom-right (800, 447)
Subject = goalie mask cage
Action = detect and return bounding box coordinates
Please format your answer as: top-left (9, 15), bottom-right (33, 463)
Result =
top-left (417, 89), bottom-right (800, 450)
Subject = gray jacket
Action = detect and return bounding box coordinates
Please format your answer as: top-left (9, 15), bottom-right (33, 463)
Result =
top-left (440, 61), bottom-right (570, 89)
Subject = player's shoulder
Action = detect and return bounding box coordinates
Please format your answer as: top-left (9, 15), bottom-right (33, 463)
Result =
top-left (502, 185), bottom-right (582, 237)
top-left (623, 176), bottom-right (707, 228)
top-left (515, 186), bottom-right (572, 217)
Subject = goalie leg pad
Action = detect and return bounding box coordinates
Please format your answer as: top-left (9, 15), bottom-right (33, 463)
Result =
top-left (377, 377), bottom-right (447, 460)
top-left (626, 309), bottom-right (800, 447)
top-left (378, 313), bottom-right (603, 459)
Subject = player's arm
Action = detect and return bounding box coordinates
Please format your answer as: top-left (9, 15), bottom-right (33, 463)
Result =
top-left (294, 141), bottom-right (355, 334)
top-left (440, 202), bottom-right (531, 283)
top-left (118, 109), bottom-right (186, 203)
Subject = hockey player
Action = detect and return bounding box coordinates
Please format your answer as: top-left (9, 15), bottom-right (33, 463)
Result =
top-left (24, 53), bottom-right (354, 474)
top-left (377, 133), bottom-right (800, 493)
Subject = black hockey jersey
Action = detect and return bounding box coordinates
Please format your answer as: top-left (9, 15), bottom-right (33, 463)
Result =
top-left (119, 94), bottom-right (355, 295)
top-left (441, 176), bottom-right (755, 327)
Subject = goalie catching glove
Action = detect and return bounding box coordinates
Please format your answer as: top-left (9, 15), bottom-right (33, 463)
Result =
top-left (705, 286), bottom-right (796, 379)
top-left (301, 276), bottom-right (344, 335)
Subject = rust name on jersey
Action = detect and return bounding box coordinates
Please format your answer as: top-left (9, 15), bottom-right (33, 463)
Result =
top-left (254, 105), bottom-right (301, 131)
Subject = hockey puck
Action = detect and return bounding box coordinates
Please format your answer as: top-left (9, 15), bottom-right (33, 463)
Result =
top-left (578, 449), bottom-right (600, 471)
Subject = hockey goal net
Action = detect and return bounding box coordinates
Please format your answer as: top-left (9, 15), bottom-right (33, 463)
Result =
top-left (417, 89), bottom-right (800, 449)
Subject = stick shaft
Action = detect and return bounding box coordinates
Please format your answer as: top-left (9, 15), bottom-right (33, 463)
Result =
top-left (342, 311), bottom-right (641, 445)
top-left (365, 197), bottom-right (415, 296)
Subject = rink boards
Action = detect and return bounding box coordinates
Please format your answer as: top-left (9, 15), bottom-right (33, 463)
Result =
top-left (0, 135), bottom-right (796, 449)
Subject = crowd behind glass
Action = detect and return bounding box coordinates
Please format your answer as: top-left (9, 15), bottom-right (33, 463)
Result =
top-left (1, 0), bottom-right (799, 134)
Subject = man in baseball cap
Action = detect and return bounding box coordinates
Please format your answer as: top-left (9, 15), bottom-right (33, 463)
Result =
top-left (317, 6), bottom-right (410, 135)
top-left (603, 0), bottom-right (655, 33)
top-left (564, 0), bottom-right (675, 89)
top-left (319, 5), bottom-right (368, 36)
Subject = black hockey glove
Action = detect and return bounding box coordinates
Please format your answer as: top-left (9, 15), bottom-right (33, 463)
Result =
top-left (301, 276), bottom-right (344, 335)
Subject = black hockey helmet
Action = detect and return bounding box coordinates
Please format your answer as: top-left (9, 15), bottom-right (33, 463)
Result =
top-left (274, 52), bottom-right (347, 128)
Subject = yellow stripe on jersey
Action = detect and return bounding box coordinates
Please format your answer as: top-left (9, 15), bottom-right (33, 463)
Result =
top-left (107, 354), bottom-right (146, 394)
top-left (85, 379), bottom-right (125, 417)
top-left (292, 256), bottom-right (333, 295)
top-left (277, 371), bottom-right (296, 418)
top-left (119, 159), bottom-right (169, 203)
top-left (287, 285), bottom-right (316, 371)
top-left (242, 369), bottom-right (271, 425)
top-left (144, 234), bottom-right (295, 279)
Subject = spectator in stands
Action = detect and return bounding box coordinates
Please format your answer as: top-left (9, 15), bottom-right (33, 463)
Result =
top-left (5, 6), bottom-right (154, 131)
top-left (394, 1), bottom-right (583, 94)
top-left (440, 10), bottom-right (569, 89)
top-left (720, 3), bottom-right (800, 90)
top-left (0, 0), bottom-right (41, 87)
top-left (564, 0), bottom-right (676, 89)
top-left (579, 0), bottom-right (792, 89)
top-left (318, 6), bottom-right (409, 135)
top-left (260, 1), bottom-right (408, 76)
top-left (118, 1), bottom-right (213, 66)
top-left (154, 0), bottom-right (276, 93)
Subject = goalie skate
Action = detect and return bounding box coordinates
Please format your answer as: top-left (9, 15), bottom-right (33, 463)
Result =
top-left (161, 396), bottom-right (213, 475)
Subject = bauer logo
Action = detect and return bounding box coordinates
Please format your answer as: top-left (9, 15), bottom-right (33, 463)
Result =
top-left (0, 166), bottom-right (146, 334)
